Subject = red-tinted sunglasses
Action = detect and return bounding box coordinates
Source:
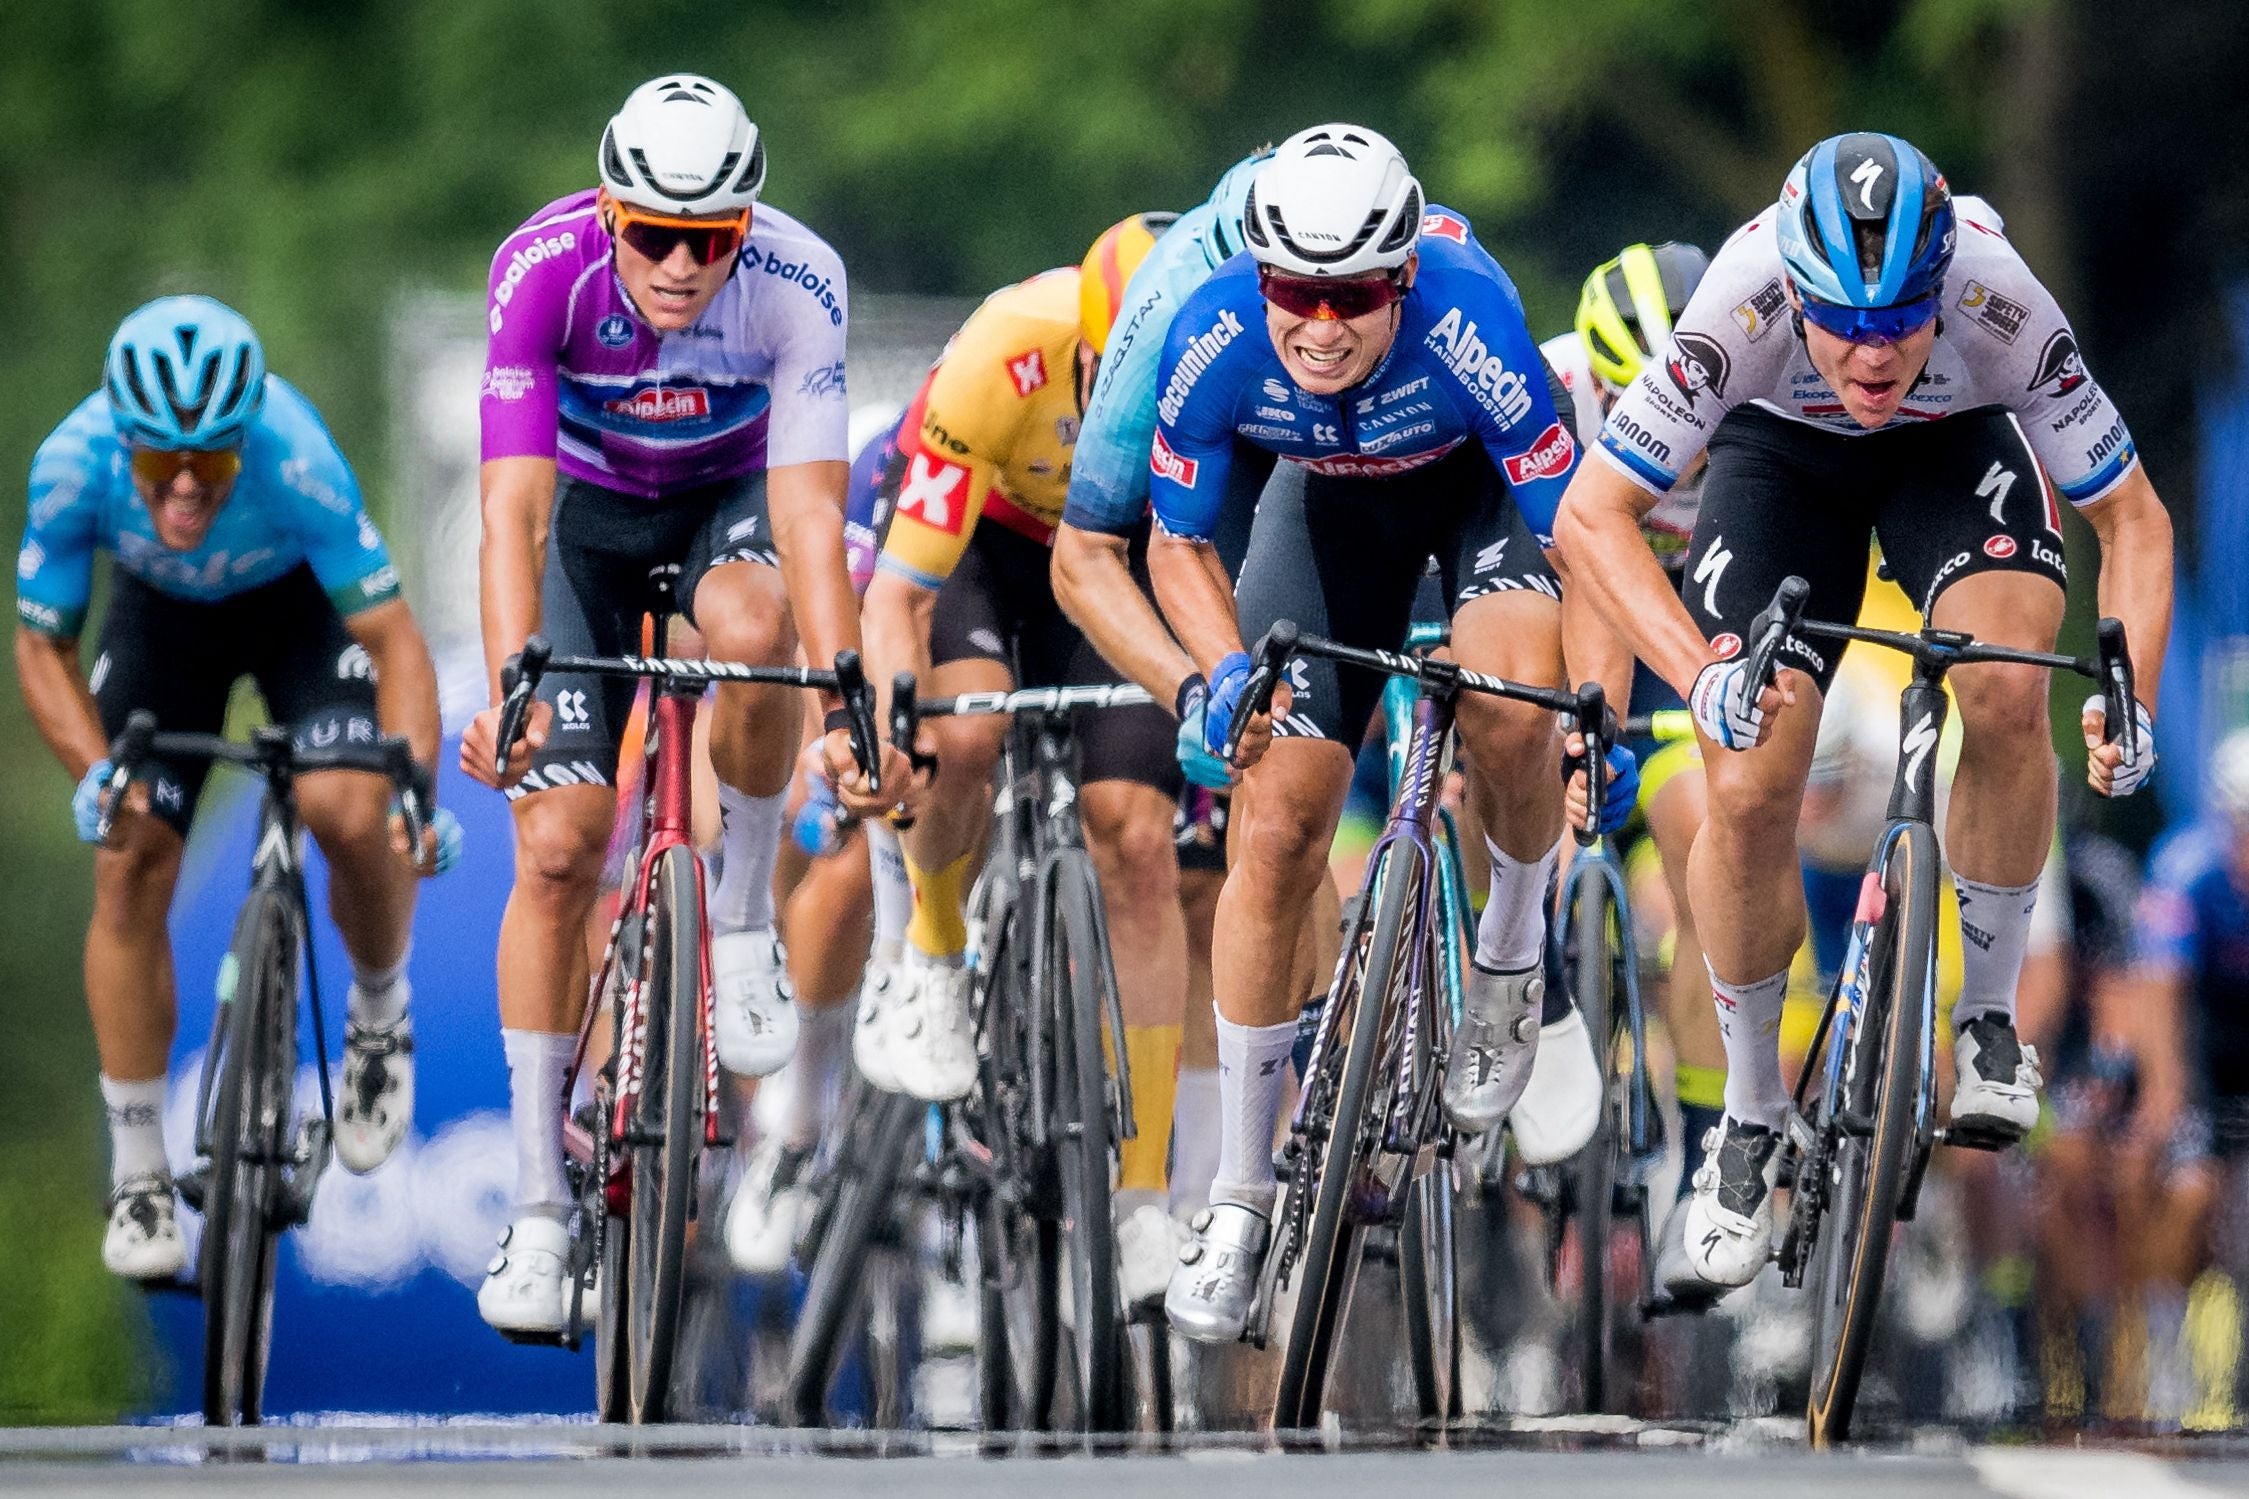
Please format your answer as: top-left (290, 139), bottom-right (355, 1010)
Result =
top-left (611, 201), bottom-right (751, 268)
top-left (1257, 266), bottom-right (1406, 321)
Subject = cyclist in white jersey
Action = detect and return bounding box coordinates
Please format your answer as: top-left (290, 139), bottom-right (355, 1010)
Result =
top-left (1556, 132), bottom-right (2172, 1299)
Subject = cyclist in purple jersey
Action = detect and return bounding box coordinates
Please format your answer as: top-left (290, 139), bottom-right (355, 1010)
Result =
top-left (1143, 126), bottom-right (1631, 1341)
top-left (462, 74), bottom-right (912, 1340)
top-left (1556, 132), bottom-right (2173, 1301)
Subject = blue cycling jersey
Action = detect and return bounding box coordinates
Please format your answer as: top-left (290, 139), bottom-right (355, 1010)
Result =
top-left (1063, 151), bottom-right (1263, 536)
top-left (17, 377), bottom-right (399, 638)
top-left (2137, 824), bottom-right (2249, 1099)
top-left (1146, 208), bottom-right (1579, 546)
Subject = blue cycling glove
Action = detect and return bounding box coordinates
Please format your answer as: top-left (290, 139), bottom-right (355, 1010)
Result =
top-left (428, 806), bottom-right (466, 875)
top-left (72, 759), bottom-right (114, 844)
top-left (1173, 676), bottom-right (1232, 790)
top-left (1595, 741), bottom-right (1640, 835)
top-left (792, 776), bottom-right (850, 857)
top-left (1202, 652), bottom-right (1253, 759)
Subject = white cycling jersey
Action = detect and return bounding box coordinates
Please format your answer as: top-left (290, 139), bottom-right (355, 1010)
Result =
top-left (1540, 330), bottom-right (1699, 563)
top-left (1591, 195), bottom-right (2138, 510)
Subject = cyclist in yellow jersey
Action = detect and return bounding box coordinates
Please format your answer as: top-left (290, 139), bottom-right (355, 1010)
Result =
top-left (859, 215), bottom-right (1197, 1302)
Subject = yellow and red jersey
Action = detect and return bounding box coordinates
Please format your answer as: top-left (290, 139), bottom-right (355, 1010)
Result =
top-left (877, 269), bottom-right (1084, 590)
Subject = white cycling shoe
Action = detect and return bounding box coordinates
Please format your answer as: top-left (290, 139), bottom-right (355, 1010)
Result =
top-left (1165, 1201), bottom-right (1269, 1343)
top-left (1116, 1201), bottom-right (1192, 1308)
top-left (103, 1173), bottom-right (187, 1281)
top-left (1506, 1006), bottom-right (1603, 1166)
top-left (1677, 1117), bottom-right (1783, 1295)
top-left (853, 965), bottom-right (905, 1093)
top-left (712, 928), bottom-right (799, 1078)
top-left (1443, 965), bottom-right (1543, 1134)
top-left (725, 1136), bottom-right (814, 1275)
top-left (335, 1010), bottom-right (414, 1174)
top-left (1949, 1015), bottom-right (2044, 1141)
top-left (884, 961), bottom-right (978, 1103)
top-left (477, 1214), bottom-right (570, 1337)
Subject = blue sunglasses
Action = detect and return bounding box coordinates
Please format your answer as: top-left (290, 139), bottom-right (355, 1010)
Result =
top-left (1797, 290), bottom-right (1940, 346)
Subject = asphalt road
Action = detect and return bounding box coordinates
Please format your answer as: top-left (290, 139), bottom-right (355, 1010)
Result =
top-left (10, 1423), bottom-right (2249, 1499)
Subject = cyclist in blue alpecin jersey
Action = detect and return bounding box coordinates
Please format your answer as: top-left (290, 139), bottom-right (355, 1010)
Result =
top-left (14, 296), bottom-right (448, 1282)
top-left (1143, 125), bottom-right (1632, 1342)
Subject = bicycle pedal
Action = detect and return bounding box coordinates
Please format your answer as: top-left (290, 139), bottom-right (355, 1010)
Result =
top-left (137, 1275), bottom-right (203, 1300)
top-left (492, 1326), bottom-right (575, 1350)
top-left (1640, 1289), bottom-right (1719, 1320)
top-left (176, 1164), bottom-right (211, 1214)
top-left (1936, 1121), bottom-right (2021, 1153)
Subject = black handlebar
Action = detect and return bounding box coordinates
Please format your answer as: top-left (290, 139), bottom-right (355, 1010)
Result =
top-left (1223, 621), bottom-right (1300, 765)
top-left (99, 709), bottom-right (426, 848)
top-left (1743, 575), bottom-right (1810, 697)
top-left (2096, 616), bottom-right (2137, 761)
top-left (833, 650), bottom-right (881, 795)
top-left (493, 634), bottom-right (552, 781)
top-left (1569, 682), bottom-right (1609, 849)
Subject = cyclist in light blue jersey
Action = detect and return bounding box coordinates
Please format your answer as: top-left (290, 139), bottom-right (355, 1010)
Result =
top-left (14, 296), bottom-right (448, 1282)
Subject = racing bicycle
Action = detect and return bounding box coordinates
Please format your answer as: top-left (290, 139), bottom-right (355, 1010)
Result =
top-left (96, 711), bottom-right (434, 1426)
top-left (1732, 576), bottom-right (2137, 1445)
top-left (493, 630), bottom-right (876, 1424)
top-left (1230, 621), bottom-right (1609, 1434)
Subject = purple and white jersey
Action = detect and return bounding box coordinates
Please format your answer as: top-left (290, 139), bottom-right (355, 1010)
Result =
top-left (481, 189), bottom-right (850, 499)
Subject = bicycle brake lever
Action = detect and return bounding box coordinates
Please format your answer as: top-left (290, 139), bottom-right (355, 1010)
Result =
top-left (2095, 616), bottom-right (2136, 760)
top-left (1572, 682), bottom-right (1608, 848)
top-left (1224, 620), bottom-right (1300, 766)
top-left (494, 635), bottom-right (551, 782)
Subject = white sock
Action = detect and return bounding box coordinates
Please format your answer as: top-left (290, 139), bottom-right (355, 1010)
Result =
top-left (1211, 1010), bottom-right (1299, 1214)
top-left (780, 1001), bottom-right (853, 1147)
top-left (1707, 965), bottom-right (1792, 1130)
top-left (709, 783), bottom-right (787, 937)
top-left (1169, 1066), bottom-right (1222, 1218)
top-left (100, 1075), bottom-right (169, 1186)
top-left (349, 949), bottom-right (410, 1029)
top-left (1475, 836), bottom-right (1558, 972)
top-left (502, 1028), bottom-right (574, 1213)
top-left (865, 821), bottom-right (911, 952)
top-left (1952, 872), bottom-right (2040, 1030)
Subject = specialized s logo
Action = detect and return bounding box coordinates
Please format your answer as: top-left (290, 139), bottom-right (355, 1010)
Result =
top-left (1500, 422), bottom-right (1576, 485)
top-left (1006, 349), bottom-right (1048, 397)
top-left (897, 452), bottom-right (971, 533)
top-left (1150, 429), bottom-right (1199, 488)
top-left (2027, 331), bottom-right (2088, 397)
top-left (1901, 710), bottom-right (1939, 793)
top-left (1666, 332), bottom-right (1731, 409)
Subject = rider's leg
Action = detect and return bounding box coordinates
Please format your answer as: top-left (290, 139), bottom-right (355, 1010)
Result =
top-left (1927, 568), bottom-right (2066, 1030)
top-left (1451, 589), bottom-right (1565, 970)
top-left (898, 657), bottom-right (1010, 961)
top-left (1172, 863), bottom-right (1225, 1218)
top-left (1647, 759), bottom-right (1729, 1193)
top-left (88, 816), bottom-right (187, 1178)
top-left (298, 770), bottom-right (416, 1016)
top-left (693, 560), bottom-right (800, 936)
top-left (1082, 779), bottom-right (1186, 1188)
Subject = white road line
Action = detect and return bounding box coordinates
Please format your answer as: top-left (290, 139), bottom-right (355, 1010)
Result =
top-left (1970, 1448), bottom-right (2232, 1499)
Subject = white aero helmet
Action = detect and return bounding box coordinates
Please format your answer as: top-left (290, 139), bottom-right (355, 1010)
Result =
top-left (2211, 727), bottom-right (2249, 819)
top-left (1243, 123), bottom-right (1424, 278)
top-left (599, 75), bottom-right (765, 216)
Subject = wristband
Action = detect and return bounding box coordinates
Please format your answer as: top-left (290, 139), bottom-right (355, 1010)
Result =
top-left (1174, 673), bottom-right (1209, 720)
top-left (823, 707), bottom-right (854, 735)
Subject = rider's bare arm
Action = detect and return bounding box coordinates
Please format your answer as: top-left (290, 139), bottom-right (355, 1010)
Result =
top-left (344, 598), bottom-right (443, 773)
top-left (2079, 464), bottom-right (2173, 719)
top-left (14, 625), bottom-right (107, 779)
top-left (1553, 459), bottom-right (1711, 701)
top-left (1052, 522), bottom-right (1200, 711)
top-left (478, 454), bottom-right (557, 702)
top-left (767, 458), bottom-right (858, 709)
top-left (1146, 531), bottom-right (1244, 679)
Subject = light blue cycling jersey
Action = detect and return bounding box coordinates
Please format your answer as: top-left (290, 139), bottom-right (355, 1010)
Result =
top-left (17, 376), bottom-right (400, 638)
top-left (1062, 151), bottom-right (1263, 536)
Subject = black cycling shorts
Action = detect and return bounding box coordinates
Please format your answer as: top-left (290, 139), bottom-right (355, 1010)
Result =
top-left (1680, 405), bottom-right (2069, 694)
top-left (1234, 443), bottom-right (1560, 745)
top-left (925, 522), bottom-right (1179, 794)
top-left (514, 471), bottom-right (775, 799)
top-left (92, 567), bottom-right (380, 834)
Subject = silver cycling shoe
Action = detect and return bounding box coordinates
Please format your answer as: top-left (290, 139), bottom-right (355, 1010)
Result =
top-left (1164, 1201), bottom-right (1269, 1343)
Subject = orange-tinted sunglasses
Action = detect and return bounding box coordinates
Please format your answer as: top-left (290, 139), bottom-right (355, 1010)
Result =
top-left (609, 200), bottom-right (751, 267)
top-left (131, 446), bottom-right (242, 487)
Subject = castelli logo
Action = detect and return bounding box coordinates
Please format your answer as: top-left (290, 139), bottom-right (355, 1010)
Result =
top-left (1983, 535), bottom-right (2017, 559)
top-left (604, 386), bottom-right (710, 422)
top-left (1710, 632), bottom-right (1743, 659)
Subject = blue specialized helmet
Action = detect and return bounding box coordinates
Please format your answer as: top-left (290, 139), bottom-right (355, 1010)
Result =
top-left (105, 295), bottom-right (267, 450)
top-left (1205, 146), bottom-right (1275, 264)
top-left (1774, 132), bottom-right (1956, 309)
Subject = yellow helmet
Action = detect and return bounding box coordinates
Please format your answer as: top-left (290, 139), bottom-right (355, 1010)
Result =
top-left (1575, 241), bottom-right (1711, 391)
top-left (1079, 211), bottom-right (1179, 355)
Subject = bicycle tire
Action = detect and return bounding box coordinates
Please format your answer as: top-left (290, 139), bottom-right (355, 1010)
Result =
top-left (592, 1093), bottom-right (630, 1422)
top-left (624, 844), bottom-right (703, 1422)
top-left (1042, 854), bottom-right (1129, 1433)
top-left (1397, 1159), bottom-right (1460, 1429)
top-left (1804, 825), bottom-right (1937, 1446)
top-left (1274, 842), bottom-right (1418, 1430)
top-left (784, 1085), bottom-right (923, 1426)
top-left (1565, 862), bottom-right (1618, 1413)
top-left (200, 888), bottom-right (297, 1426)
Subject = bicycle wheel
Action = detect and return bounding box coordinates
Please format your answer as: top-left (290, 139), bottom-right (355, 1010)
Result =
top-left (1274, 842), bottom-right (1419, 1431)
top-left (1040, 855), bottom-right (1129, 1432)
top-left (1397, 1160), bottom-right (1460, 1428)
top-left (784, 1084), bottom-right (922, 1426)
top-left (200, 888), bottom-right (298, 1426)
top-left (622, 844), bottom-right (703, 1422)
top-left (1564, 862), bottom-right (1618, 1413)
top-left (1804, 825), bottom-right (1937, 1446)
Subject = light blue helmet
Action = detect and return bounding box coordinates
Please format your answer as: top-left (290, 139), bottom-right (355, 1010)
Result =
top-left (105, 295), bottom-right (267, 450)
top-left (1205, 146), bottom-right (1275, 264)
top-left (1774, 132), bottom-right (1956, 308)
